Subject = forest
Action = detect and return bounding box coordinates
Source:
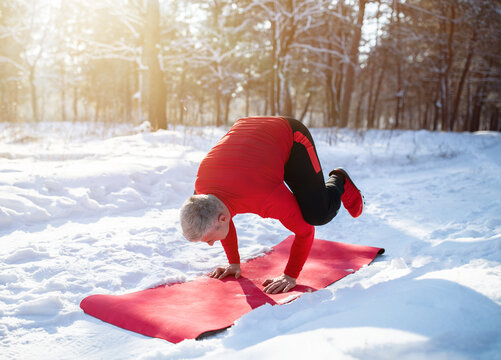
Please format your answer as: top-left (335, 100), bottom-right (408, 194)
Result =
top-left (0, 0), bottom-right (500, 131)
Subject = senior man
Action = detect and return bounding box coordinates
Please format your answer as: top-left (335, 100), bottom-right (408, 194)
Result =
top-left (180, 116), bottom-right (362, 294)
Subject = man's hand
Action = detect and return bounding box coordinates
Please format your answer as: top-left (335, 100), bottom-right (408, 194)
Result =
top-left (209, 263), bottom-right (241, 280)
top-left (262, 274), bottom-right (296, 294)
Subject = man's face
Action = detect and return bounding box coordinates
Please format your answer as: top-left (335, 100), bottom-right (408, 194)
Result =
top-left (199, 219), bottom-right (230, 246)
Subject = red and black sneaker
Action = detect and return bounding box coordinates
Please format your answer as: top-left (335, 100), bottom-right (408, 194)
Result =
top-left (329, 168), bottom-right (363, 218)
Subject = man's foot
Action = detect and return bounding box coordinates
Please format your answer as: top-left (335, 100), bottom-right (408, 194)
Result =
top-left (329, 168), bottom-right (363, 218)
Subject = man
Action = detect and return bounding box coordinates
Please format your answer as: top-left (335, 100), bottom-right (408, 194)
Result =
top-left (180, 116), bottom-right (363, 294)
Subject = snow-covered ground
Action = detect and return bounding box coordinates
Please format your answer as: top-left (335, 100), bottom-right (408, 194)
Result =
top-left (1, 121), bottom-right (500, 360)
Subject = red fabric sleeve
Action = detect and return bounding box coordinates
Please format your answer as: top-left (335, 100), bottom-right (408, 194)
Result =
top-left (263, 184), bottom-right (315, 279)
top-left (221, 220), bottom-right (240, 264)
top-left (282, 220), bottom-right (315, 279)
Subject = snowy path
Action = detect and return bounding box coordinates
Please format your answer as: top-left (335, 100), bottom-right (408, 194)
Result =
top-left (1, 122), bottom-right (500, 359)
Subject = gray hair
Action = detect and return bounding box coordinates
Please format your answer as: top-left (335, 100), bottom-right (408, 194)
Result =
top-left (180, 194), bottom-right (225, 241)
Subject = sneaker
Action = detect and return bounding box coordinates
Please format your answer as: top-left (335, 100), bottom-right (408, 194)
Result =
top-left (329, 168), bottom-right (363, 218)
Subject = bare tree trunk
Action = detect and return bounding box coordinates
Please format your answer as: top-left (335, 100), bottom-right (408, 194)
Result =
top-left (60, 62), bottom-right (66, 122)
top-left (433, 85), bottom-right (440, 131)
top-left (463, 79), bottom-right (472, 131)
top-left (245, 83), bottom-right (250, 117)
top-left (340, 0), bottom-right (366, 128)
top-left (125, 70), bottom-right (132, 124)
top-left (489, 107), bottom-right (499, 131)
top-left (29, 66), bottom-right (38, 122)
top-left (438, 3), bottom-right (455, 131)
top-left (471, 74), bottom-right (488, 131)
top-left (73, 86), bottom-right (78, 122)
top-left (445, 5), bottom-right (455, 131)
top-left (270, 18), bottom-right (277, 116)
top-left (368, 63), bottom-right (386, 129)
top-left (263, 81), bottom-right (269, 115)
top-left (215, 87), bottom-right (222, 126)
top-left (178, 66), bottom-right (186, 124)
top-left (423, 98), bottom-right (430, 130)
top-left (395, 69), bottom-right (403, 129)
top-left (196, 94), bottom-right (205, 126)
top-left (326, 76), bottom-right (335, 126)
top-left (145, 0), bottom-right (167, 130)
top-left (451, 31), bottom-right (475, 130)
top-left (299, 92), bottom-right (312, 123)
top-left (366, 57), bottom-right (375, 128)
top-left (223, 94), bottom-right (231, 125)
top-left (283, 78), bottom-right (293, 117)
top-left (394, 1), bottom-right (403, 129)
top-left (95, 98), bottom-right (101, 122)
top-left (354, 79), bottom-right (366, 129)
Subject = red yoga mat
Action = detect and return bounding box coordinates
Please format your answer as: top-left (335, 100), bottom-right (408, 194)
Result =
top-left (80, 236), bottom-right (384, 343)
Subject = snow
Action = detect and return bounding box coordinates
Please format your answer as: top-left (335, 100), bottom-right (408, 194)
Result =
top-left (1, 121), bottom-right (500, 360)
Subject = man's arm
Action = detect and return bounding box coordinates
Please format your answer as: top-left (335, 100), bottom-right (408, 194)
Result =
top-left (259, 184), bottom-right (314, 293)
top-left (209, 220), bottom-right (241, 280)
top-left (220, 219), bottom-right (240, 265)
top-left (280, 209), bottom-right (315, 279)
top-left (263, 184), bottom-right (315, 279)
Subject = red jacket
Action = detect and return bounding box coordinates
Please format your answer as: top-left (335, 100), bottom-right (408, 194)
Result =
top-left (195, 117), bottom-right (315, 278)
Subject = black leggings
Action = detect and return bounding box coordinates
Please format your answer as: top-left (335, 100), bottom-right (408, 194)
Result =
top-left (283, 118), bottom-right (344, 226)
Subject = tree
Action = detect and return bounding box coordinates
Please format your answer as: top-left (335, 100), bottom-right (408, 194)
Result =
top-left (0, 1), bottom-right (25, 122)
top-left (145, 0), bottom-right (167, 130)
top-left (339, 0), bottom-right (367, 128)
top-left (0, 0), bottom-right (499, 131)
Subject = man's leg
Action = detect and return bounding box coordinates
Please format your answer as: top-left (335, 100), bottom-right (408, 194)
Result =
top-left (283, 118), bottom-right (344, 226)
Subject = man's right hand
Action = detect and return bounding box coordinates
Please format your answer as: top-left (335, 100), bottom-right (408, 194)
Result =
top-left (209, 263), bottom-right (241, 280)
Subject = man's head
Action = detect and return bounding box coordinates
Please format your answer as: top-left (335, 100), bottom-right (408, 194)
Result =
top-left (180, 194), bottom-right (230, 246)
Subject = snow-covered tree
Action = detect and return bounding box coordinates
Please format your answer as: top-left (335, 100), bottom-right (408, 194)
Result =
top-left (0, 0), bottom-right (498, 131)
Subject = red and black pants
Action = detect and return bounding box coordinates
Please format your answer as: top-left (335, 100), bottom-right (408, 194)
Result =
top-left (283, 118), bottom-right (344, 226)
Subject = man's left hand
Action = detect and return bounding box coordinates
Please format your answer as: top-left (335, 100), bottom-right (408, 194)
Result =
top-left (262, 274), bottom-right (296, 294)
